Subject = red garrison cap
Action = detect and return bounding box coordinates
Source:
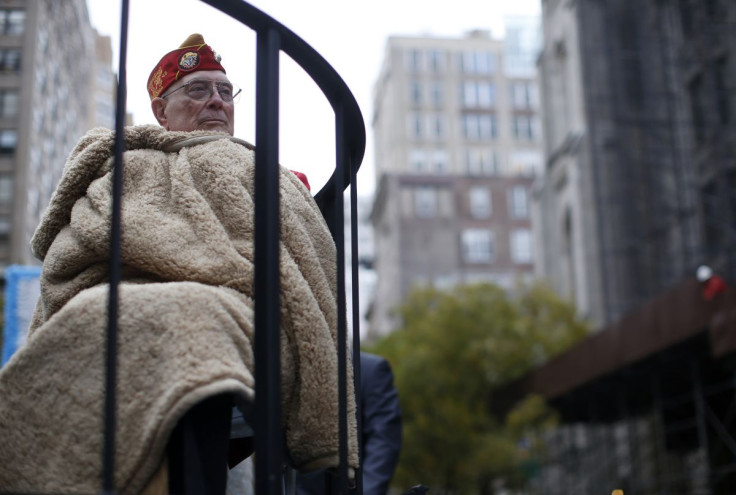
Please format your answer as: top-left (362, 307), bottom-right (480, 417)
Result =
top-left (147, 33), bottom-right (226, 100)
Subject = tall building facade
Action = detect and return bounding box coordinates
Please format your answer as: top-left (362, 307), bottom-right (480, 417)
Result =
top-left (369, 27), bottom-right (542, 338)
top-left (0, 0), bottom-right (113, 270)
top-left (534, 0), bottom-right (736, 328)
top-left (89, 30), bottom-right (117, 130)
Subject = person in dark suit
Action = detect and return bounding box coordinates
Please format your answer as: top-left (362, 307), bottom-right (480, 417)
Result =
top-left (296, 351), bottom-right (402, 495)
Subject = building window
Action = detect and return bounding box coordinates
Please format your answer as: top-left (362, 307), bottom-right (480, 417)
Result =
top-left (432, 150), bottom-right (448, 174)
top-left (429, 113), bottom-right (445, 140)
top-left (0, 9), bottom-right (25, 36)
top-left (509, 185), bottom-right (529, 218)
top-left (94, 97), bottom-right (114, 129)
top-left (461, 82), bottom-right (496, 108)
top-left (0, 175), bottom-right (12, 204)
top-left (37, 71), bottom-right (48, 96)
top-left (409, 150), bottom-right (427, 173)
top-left (409, 81), bottom-right (422, 105)
top-left (38, 28), bottom-right (49, 54)
top-left (461, 83), bottom-right (473, 107)
top-left (469, 186), bottom-right (491, 219)
top-left (513, 115), bottom-right (535, 140)
top-left (508, 150), bottom-right (542, 175)
top-left (461, 51), bottom-right (496, 74)
top-left (0, 49), bottom-right (21, 73)
top-left (462, 114), bottom-right (498, 140)
top-left (462, 229), bottom-right (494, 263)
top-left (429, 50), bottom-right (445, 72)
top-left (476, 82), bottom-right (495, 108)
top-left (415, 186), bottom-right (437, 218)
top-left (431, 82), bottom-right (443, 106)
top-left (408, 113), bottom-right (423, 139)
top-left (465, 149), bottom-right (498, 176)
top-left (0, 129), bottom-right (18, 155)
top-left (511, 82), bottom-right (536, 109)
top-left (0, 90), bottom-right (18, 118)
top-left (510, 229), bottom-right (533, 263)
top-left (406, 49), bottom-right (422, 72)
top-left (96, 65), bottom-right (113, 88)
top-left (463, 115), bottom-right (476, 139)
top-left (410, 149), bottom-right (448, 174)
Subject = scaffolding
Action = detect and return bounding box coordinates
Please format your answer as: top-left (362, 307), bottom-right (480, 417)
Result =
top-left (495, 275), bottom-right (736, 494)
top-left (516, 1), bottom-right (736, 490)
top-left (517, 334), bottom-right (736, 494)
top-left (577, 0), bottom-right (736, 325)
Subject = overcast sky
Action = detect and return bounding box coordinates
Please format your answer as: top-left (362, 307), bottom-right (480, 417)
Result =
top-left (87, 0), bottom-right (541, 196)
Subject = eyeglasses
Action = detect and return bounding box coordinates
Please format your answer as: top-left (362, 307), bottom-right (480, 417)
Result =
top-left (162, 79), bottom-right (242, 103)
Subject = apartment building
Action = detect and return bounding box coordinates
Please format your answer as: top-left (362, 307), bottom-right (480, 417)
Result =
top-left (0, 0), bottom-right (115, 270)
top-left (369, 26), bottom-right (542, 338)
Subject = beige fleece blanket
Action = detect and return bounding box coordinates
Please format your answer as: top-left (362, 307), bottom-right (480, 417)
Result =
top-left (0, 125), bottom-right (357, 494)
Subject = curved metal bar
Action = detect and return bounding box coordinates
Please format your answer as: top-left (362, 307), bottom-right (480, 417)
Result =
top-left (334, 103), bottom-right (349, 489)
top-left (350, 146), bottom-right (364, 495)
top-left (98, 1), bottom-right (364, 492)
top-left (198, 2), bottom-right (366, 494)
top-left (199, 0), bottom-right (366, 212)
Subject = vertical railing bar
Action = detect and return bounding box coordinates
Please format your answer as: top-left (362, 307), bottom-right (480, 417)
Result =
top-left (102, 0), bottom-right (129, 492)
top-left (350, 147), bottom-right (363, 495)
top-left (254, 27), bottom-right (284, 495)
top-left (334, 105), bottom-right (349, 493)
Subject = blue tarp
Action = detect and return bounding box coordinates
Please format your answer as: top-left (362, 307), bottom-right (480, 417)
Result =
top-left (2, 265), bottom-right (41, 366)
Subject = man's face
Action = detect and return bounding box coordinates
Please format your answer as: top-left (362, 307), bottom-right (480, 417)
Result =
top-left (151, 70), bottom-right (235, 135)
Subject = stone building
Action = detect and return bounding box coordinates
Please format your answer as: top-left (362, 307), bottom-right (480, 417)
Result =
top-left (498, 4), bottom-right (736, 489)
top-left (534, 0), bottom-right (735, 328)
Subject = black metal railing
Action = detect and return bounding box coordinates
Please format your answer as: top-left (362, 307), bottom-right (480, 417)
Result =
top-left (105, 0), bottom-right (365, 493)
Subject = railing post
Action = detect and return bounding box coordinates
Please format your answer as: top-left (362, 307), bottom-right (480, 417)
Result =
top-left (334, 104), bottom-right (349, 492)
top-left (254, 26), bottom-right (284, 495)
top-left (103, 0), bottom-right (130, 492)
top-left (350, 132), bottom-right (363, 495)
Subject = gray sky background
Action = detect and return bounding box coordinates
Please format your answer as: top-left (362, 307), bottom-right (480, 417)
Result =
top-left (87, 0), bottom-right (541, 196)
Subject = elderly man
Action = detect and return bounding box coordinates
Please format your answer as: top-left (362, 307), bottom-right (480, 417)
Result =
top-left (0, 34), bottom-right (356, 495)
top-left (149, 34), bottom-right (237, 135)
top-left (148, 35), bottom-right (244, 495)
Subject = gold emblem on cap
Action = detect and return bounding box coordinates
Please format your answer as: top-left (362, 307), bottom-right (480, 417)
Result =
top-left (178, 51), bottom-right (200, 71)
top-left (148, 66), bottom-right (167, 98)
